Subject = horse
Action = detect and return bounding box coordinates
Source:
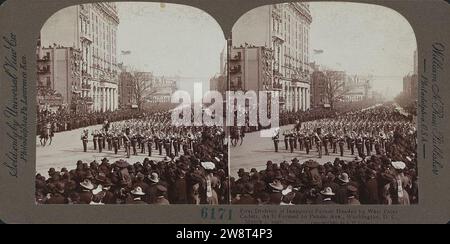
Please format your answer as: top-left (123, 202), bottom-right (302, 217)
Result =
top-left (230, 126), bottom-right (244, 147)
top-left (39, 123), bottom-right (53, 146)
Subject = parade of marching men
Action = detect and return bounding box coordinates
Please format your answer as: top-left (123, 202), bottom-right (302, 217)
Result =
top-left (36, 2), bottom-right (418, 206)
top-left (230, 102), bottom-right (418, 205)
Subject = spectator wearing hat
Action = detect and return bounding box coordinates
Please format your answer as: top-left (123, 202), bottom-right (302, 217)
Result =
top-left (364, 169), bottom-right (379, 204)
top-left (78, 179), bottom-right (94, 204)
top-left (335, 173), bottom-right (350, 204)
top-left (347, 185), bottom-right (361, 205)
top-left (46, 182), bottom-right (68, 204)
top-left (233, 183), bottom-right (258, 205)
top-left (268, 180), bottom-right (283, 205)
top-left (320, 187), bottom-right (336, 205)
top-left (168, 164), bottom-right (189, 204)
top-left (127, 186), bottom-right (147, 204)
top-left (153, 185), bottom-right (170, 205)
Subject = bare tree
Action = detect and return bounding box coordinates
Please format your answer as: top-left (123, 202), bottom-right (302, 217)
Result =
top-left (323, 70), bottom-right (349, 110)
top-left (130, 71), bottom-right (157, 111)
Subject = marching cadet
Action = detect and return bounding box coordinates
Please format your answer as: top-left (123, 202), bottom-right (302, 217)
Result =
top-left (298, 132), bottom-right (304, 151)
top-left (181, 138), bottom-right (189, 155)
top-left (107, 132), bottom-right (112, 151)
top-left (305, 134), bottom-right (311, 155)
top-left (140, 133), bottom-right (147, 154)
top-left (124, 128), bottom-right (131, 158)
top-left (136, 131), bottom-right (143, 151)
top-left (349, 133), bottom-right (355, 155)
top-left (315, 130), bottom-right (323, 158)
top-left (283, 130), bottom-right (289, 151)
top-left (173, 136), bottom-right (180, 156)
top-left (323, 133), bottom-right (330, 156)
top-left (272, 129), bottom-right (280, 153)
top-left (293, 131), bottom-right (298, 149)
top-left (365, 135), bottom-right (372, 156)
top-left (92, 130), bottom-right (98, 151)
top-left (356, 135), bottom-right (363, 157)
top-left (374, 137), bottom-right (381, 155)
top-left (112, 133), bottom-right (119, 155)
top-left (157, 136), bottom-right (163, 155)
top-left (131, 134), bottom-right (138, 156)
top-left (164, 137), bottom-right (171, 156)
top-left (147, 135), bottom-right (153, 157)
top-left (101, 130), bottom-right (107, 150)
top-left (338, 135), bottom-right (345, 157)
top-left (98, 131), bottom-right (104, 153)
top-left (81, 130), bottom-right (89, 152)
top-left (331, 133), bottom-right (337, 154)
top-left (288, 132), bottom-right (295, 153)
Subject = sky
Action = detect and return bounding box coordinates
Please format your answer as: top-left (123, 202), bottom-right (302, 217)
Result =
top-left (309, 2), bottom-right (417, 100)
top-left (116, 2), bottom-right (226, 98)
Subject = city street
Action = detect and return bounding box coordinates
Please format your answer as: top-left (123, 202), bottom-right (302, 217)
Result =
top-left (230, 125), bottom-right (355, 178)
top-left (36, 125), bottom-right (168, 176)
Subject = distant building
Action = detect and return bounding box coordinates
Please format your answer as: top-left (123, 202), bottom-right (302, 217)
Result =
top-left (401, 49), bottom-right (418, 101)
top-left (36, 42), bottom-right (89, 112)
top-left (310, 69), bottom-right (327, 108)
top-left (210, 74), bottom-right (227, 95)
top-left (232, 2), bottom-right (312, 112)
top-left (403, 73), bottom-right (418, 99)
top-left (39, 3), bottom-right (120, 112)
top-left (229, 46), bottom-right (274, 92)
top-left (148, 76), bottom-right (177, 104)
top-left (343, 75), bottom-right (372, 102)
top-left (118, 66), bottom-right (177, 109)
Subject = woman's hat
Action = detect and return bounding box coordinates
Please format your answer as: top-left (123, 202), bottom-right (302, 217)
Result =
top-left (80, 179), bottom-right (94, 190)
top-left (269, 181), bottom-right (284, 191)
top-left (320, 187), bottom-right (335, 196)
top-left (131, 186), bottom-right (146, 196)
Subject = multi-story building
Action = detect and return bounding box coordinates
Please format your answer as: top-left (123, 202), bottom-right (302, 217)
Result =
top-left (343, 75), bottom-right (372, 102)
top-left (210, 74), bottom-right (227, 95)
top-left (118, 65), bottom-right (178, 108)
top-left (229, 46), bottom-right (274, 92)
top-left (403, 73), bottom-right (418, 99)
top-left (148, 76), bottom-right (178, 104)
top-left (39, 3), bottom-right (120, 112)
top-left (401, 49), bottom-right (419, 101)
top-left (36, 44), bottom-right (85, 111)
top-left (310, 69), bottom-right (327, 108)
top-left (232, 2), bottom-right (312, 112)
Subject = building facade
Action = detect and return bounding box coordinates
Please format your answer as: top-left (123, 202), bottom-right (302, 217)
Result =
top-left (147, 76), bottom-right (178, 104)
top-left (229, 46), bottom-right (274, 92)
top-left (403, 73), bottom-right (418, 99)
top-left (232, 2), bottom-right (312, 112)
top-left (37, 44), bottom-right (83, 111)
top-left (343, 75), bottom-right (372, 103)
top-left (118, 66), bottom-right (178, 109)
top-left (39, 3), bottom-right (119, 112)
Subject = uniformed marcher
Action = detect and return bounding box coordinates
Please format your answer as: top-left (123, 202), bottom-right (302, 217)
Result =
top-left (81, 130), bottom-right (88, 152)
top-left (147, 136), bottom-right (153, 157)
top-left (338, 136), bottom-right (345, 157)
top-left (272, 129), bottom-right (280, 153)
top-left (92, 131), bottom-right (98, 150)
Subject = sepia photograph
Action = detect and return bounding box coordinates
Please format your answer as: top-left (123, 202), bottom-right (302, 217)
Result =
top-left (35, 2), bottom-right (229, 205)
top-left (228, 2), bottom-right (418, 206)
